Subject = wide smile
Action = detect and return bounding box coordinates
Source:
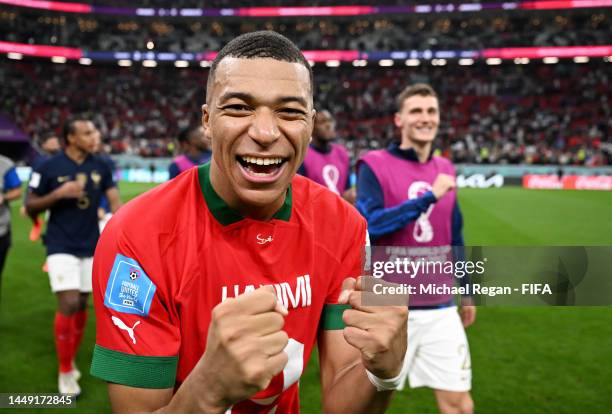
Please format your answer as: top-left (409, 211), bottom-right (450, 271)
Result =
top-left (415, 125), bottom-right (435, 133)
top-left (236, 155), bottom-right (289, 183)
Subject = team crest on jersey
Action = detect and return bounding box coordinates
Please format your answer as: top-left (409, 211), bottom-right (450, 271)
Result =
top-left (256, 234), bottom-right (273, 245)
top-left (91, 171), bottom-right (101, 186)
top-left (104, 254), bottom-right (156, 316)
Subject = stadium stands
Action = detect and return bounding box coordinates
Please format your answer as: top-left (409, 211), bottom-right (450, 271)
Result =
top-left (1, 59), bottom-right (609, 165)
top-left (1, 9), bottom-right (609, 51)
top-left (0, 1), bottom-right (610, 165)
top-left (3, 0), bottom-right (488, 7)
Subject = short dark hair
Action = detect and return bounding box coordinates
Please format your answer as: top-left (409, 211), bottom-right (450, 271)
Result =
top-left (39, 132), bottom-right (59, 146)
top-left (62, 115), bottom-right (91, 142)
top-left (315, 109), bottom-right (334, 123)
top-left (396, 83), bottom-right (438, 112)
top-left (178, 125), bottom-right (199, 143)
top-left (206, 31), bottom-right (313, 103)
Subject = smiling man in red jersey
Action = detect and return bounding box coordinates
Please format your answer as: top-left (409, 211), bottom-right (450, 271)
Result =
top-left (91, 31), bottom-right (408, 414)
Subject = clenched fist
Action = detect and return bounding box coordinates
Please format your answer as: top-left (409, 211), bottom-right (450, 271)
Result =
top-left (194, 286), bottom-right (289, 410)
top-left (431, 173), bottom-right (456, 200)
top-left (54, 180), bottom-right (85, 199)
top-left (339, 277), bottom-right (408, 379)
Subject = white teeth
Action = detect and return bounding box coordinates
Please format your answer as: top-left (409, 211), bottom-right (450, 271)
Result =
top-left (241, 156), bottom-right (283, 165)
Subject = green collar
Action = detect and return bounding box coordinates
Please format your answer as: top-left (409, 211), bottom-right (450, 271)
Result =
top-left (198, 162), bottom-right (292, 226)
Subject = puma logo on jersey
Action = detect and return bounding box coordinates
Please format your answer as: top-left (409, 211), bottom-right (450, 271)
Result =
top-left (112, 316), bottom-right (141, 344)
top-left (221, 275), bottom-right (312, 310)
top-left (257, 234), bottom-right (273, 245)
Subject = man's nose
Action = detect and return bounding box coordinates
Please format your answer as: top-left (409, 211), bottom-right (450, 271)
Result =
top-left (248, 108), bottom-right (281, 146)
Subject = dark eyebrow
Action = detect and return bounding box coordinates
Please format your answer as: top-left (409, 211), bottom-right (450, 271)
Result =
top-left (409, 107), bottom-right (437, 112)
top-left (218, 92), bottom-right (254, 104)
top-left (218, 92), bottom-right (308, 108)
top-left (278, 96), bottom-right (308, 108)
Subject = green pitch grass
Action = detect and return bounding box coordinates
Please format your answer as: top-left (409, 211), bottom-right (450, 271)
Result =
top-left (1, 185), bottom-right (611, 413)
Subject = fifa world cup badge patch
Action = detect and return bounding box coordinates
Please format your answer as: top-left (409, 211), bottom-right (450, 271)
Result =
top-left (104, 254), bottom-right (156, 316)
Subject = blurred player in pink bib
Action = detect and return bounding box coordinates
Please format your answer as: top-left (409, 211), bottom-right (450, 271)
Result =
top-left (357, 84), bottom-right (475, 414)
top-left (299, 109), bottom-right (354, 203)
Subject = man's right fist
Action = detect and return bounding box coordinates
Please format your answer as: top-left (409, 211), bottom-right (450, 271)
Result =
top-left (195, 286), bottom-right (289, 410)
top-left (55, 181), bottom-right (85, 199)
top-left (431, 174), bottom-right (456, 200)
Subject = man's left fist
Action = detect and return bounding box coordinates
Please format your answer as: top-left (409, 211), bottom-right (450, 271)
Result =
top-left (338, 276), bottom-right (408, 379)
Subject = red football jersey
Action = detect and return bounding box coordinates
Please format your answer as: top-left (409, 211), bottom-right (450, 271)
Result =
top-left (91, 163), bottom-right (366, 413)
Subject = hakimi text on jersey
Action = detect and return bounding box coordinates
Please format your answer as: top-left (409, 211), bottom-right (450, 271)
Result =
top-left (221, 275), bottom-right (312, 311)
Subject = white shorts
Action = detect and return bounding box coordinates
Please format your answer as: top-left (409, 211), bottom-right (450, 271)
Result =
top-left (47, 254), bottom-right (93, 293)
top-left (398, 306), bottom-right (471, 392)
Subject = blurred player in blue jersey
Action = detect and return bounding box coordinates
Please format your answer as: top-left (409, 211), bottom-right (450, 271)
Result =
top-left (0, 154), bottom-right (22, 301)
top-left (25, 116), bottom-right (122, 396)
top-left (357, 84), bottom-right (475, 414)
top-left (23, 133), bottom-right (61, 242)
top-left (168, 125), bottom-right (212, 179)
top-left (299, 109), bottom-right (355, 203)
top-left (92, 126), bottom-right (116, 232)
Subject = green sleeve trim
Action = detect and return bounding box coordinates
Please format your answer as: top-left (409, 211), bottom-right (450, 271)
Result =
top-left (90, 344), bottom-right (178, 389)
top-left (321, 304), bottom-right (351, 330)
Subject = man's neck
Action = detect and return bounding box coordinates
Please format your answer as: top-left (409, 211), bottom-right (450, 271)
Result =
top-left (209, 161), bottom-right (285, 221)
top-left (65, 146), bottom-right (88, 164)
top-left (311, 138), bottom-right (332, 153)
top-left (239, 202), bottom-right (283, 221)
top-left (187, 149), bottom-right (206, 159)
top-left (399, 139), bottom-right (431, 163)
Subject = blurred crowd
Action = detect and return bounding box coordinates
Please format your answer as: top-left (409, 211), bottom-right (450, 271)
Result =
top-left (1, 9), bottom-right (609, 52)
top-left (0, 61), bottom-right (202, 157)
top-left (1, 59), bottom-right (609, 165)
top-left (328, 63), bottom-right (610, 166)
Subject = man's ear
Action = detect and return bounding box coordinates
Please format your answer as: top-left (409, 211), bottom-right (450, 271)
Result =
top-left (308, 108), bottom-right (316, 137)
top-left (394, 112), bottom-right (402, 129)
top-left (202, 104), bottom-right (212, 141)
